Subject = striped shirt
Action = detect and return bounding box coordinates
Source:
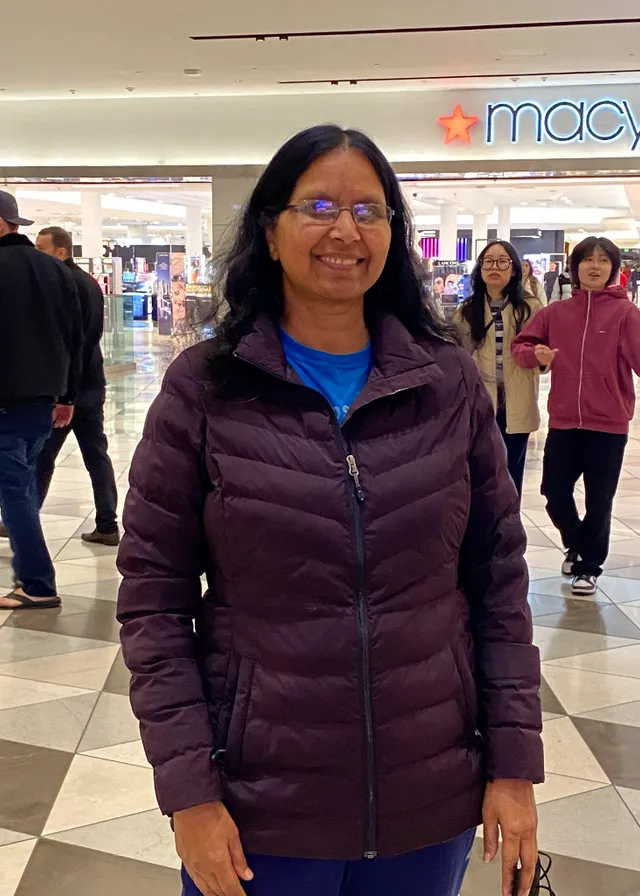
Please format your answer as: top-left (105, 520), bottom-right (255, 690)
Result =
top-left (490, 299), bottom-right (506, 405)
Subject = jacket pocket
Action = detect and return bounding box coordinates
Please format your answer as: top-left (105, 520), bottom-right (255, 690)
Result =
top-left (450, 639), bottom-right (479, 744)
top-left (222, 656), bottom-right (255, 777)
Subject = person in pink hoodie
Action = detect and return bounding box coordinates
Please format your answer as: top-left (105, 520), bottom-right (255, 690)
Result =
top-left (512, 236), bottom-right (640, 596)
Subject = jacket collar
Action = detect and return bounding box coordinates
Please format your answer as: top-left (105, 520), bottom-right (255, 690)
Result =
top-left (234, 311), bottom-right (444, 412)
top-left (64, 257), bottom-right (78, 270)
top-left (0, 232), bottom-right (33, 249)
top-left (569, 285), bottom-right (628, 302)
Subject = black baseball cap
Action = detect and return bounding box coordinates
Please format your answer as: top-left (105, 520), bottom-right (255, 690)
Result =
top-left (0, 190), bottom-right (34, 226)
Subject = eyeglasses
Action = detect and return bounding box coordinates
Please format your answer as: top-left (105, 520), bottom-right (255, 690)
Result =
top-left (285, 199), bottom-right (395, 226)
top-left (481, 257), bottom-right (512, 271)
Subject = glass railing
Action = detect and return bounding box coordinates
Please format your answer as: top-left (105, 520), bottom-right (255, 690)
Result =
top-left (102, 295), bottom-right (136, 368)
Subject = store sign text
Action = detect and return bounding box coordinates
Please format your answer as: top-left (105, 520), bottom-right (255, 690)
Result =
top-left (485, 99), bottom-right (640, 150)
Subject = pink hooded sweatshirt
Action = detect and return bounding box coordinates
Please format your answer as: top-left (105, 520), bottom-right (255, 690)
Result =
top-left (512, 286), bottom-right (640, 435)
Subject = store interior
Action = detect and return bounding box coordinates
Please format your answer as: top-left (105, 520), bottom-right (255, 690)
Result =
top-left (5, 170), bottom-right (640, 339)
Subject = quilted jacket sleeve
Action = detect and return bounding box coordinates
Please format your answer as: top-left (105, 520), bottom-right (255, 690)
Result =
top-left (458, 353), bottom-right (544, 784)
top-left (117, 350), bottom-right (223, 815)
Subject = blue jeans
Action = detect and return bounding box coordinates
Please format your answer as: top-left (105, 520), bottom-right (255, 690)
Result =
top-left (0, 402), bottom-right (56, 597)
top-left (181, 829), bottom-right (475, 896)
top-left (496, 405), bottom-right (529, 498)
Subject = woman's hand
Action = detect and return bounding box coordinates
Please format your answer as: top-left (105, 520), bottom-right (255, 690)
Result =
top-left (483, 779), bottom-right (538, 896)
top-left (174, 801), bottom-right (254, 896)
top-left (534, 345), bottom-right (558, 367)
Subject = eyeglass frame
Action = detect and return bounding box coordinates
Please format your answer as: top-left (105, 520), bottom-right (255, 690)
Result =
top-left (481, 257), bottom-right (513, 271)
top-left (283, 200), bottom-right (395, 226)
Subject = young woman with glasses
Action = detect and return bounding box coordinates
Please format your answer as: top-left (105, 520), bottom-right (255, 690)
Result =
top-left (118, 128), bottom-right (542, 896)
top-left (455, 240), bottom-right (545, 496)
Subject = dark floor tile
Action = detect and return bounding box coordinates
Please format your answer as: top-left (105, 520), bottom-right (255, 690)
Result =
top-left (0, 739), bottom-right (72, 836)
top-left (572, 717), bottom-right (640, 791)
top-left (5, 599), bottom-right (121, 643)
top-left (103, 648), bottom-right (131, 696)
top-left (16, 839), bottom-right (180, 896)
top-left (535, 602), bottom-right (640, 639)
top-left (462, 843), bottom-right (640, 896)
top-left (540, 675), bottom-right (566, 716)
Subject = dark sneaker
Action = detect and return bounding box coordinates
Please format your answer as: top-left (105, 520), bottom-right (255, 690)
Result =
top-left (562, 551), bottom-right (579, 577)
top-left (572, 574), bottom-right (597, 596)
top-left (81, 529), bottom-right (120, 547)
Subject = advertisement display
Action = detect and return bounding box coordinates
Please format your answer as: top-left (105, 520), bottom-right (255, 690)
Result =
top-left (156, 252), bottom-right (172, 336)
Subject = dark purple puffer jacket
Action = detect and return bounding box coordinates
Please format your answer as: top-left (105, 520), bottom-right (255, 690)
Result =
top-left (117, 312), bottom-right (543, 861)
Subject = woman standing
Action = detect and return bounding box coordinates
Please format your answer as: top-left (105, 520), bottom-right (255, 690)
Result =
top-left (513, 236), bottom-right (640, 596)
top-left (117, 126), bottom-right (542, 896)
top-left (454, 241), bottom-right (544, 495)
top-left (522, 260), bottom-right (546, 305)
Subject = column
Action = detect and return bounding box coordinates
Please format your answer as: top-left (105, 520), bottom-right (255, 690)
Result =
top-left (472, 213), bottom-right (488, 260)
top-left (497, 204), bottom-right (511, 242)
top-left (81, 192), bottom-right (103, 257)
top-left (211, 176), bottom-right (256, 253)
top-left (186, 205), bottom-right (203, 260)
top-left (438, 201), bottom-right (458, 260)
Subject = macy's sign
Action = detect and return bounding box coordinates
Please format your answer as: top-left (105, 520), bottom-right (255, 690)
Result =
top-left (439, 99), bottom-right (640, 149)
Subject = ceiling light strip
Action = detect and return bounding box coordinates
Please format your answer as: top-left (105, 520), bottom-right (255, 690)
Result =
top-left (190, 17), bottom-right (640, 41)
top-left (279, 67), bottom-right (640, 85)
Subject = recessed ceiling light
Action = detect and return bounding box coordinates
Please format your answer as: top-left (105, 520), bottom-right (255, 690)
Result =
top-left (184, 69), bottom-right (203, 77)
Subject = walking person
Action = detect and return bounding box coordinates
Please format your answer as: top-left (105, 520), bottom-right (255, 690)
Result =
top-left (512, 236), bottom-right (640, 596)
top-left (454, 241), bottom-right (545, 496)
top-left (550, 264), bottom-right (572, 302)
top-left (118, 125), bottom-right (542, 896)
top-left (522, 259), bottom-right (546, 305)
top-left (35, 227), bottom-right (120, 546)
top-left (0, 192), bottom-right (83, 610)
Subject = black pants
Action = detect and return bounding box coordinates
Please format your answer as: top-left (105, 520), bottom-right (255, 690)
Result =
top-left (496, 406), bottom-right (530, 497)
top-left (36, 389), bottom-right (119, 534)
top-left (542, 428), bottom-right (627, 577)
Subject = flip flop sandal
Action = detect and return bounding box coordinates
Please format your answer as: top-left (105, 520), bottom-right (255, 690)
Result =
top-left (1, 591), bottom-right (62, 611)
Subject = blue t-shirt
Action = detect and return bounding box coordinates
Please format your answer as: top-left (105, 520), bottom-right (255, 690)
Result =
top-left (280, 329), bottom-right (372, 423)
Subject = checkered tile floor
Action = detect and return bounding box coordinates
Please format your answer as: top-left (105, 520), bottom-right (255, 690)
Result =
top-left (1, 342), bottom-right (640, 896)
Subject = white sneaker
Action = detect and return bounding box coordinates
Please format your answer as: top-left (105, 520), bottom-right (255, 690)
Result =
top-left (562, 551), bottom-right (580, 577)
top-left (572, 574), bottom-right (597, 596)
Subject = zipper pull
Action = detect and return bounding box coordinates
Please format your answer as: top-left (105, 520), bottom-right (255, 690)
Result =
top-left (347, 455), bottom-right (365, 502)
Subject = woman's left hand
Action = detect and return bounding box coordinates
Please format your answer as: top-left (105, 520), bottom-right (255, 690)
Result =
top-left (482, 778), bottom-right (538, 896)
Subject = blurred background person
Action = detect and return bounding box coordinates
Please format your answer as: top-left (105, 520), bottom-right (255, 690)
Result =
top-left (0, 193), bottom-right (82, 610)
top-left (550, 264), bottom-right (572, 302)
top-left (118, 125), bottom-right (542, 896)
top-left (522, 259), bottom-right (546, 304)
top-left (35, 226), bottom-right (120, 546)
top-left (543, 262), bottom-right (558, 302)
top-left (455, 240), bottom-right (545, 496)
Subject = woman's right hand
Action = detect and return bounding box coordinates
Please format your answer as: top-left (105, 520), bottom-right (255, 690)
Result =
top-left (174, 801), bottom-right (254, 896)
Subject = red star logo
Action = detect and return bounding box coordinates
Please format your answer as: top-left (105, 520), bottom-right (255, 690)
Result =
top-left (438, 104), bottom-right (480, 144)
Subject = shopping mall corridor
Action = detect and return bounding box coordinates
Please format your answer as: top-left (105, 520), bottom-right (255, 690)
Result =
top-left (1, 343), bottom-right (640, 896)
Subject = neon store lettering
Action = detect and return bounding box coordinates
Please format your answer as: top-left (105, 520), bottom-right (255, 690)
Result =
top-left (485, 99), bottom-right (640, 149)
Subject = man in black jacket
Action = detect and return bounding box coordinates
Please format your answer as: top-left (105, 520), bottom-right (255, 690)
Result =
top-left (0, 192), bottom-right (83, 610)
top-left (35, 226), bottom-right (119, 546)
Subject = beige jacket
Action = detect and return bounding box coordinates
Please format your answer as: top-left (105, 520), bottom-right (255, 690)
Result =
top-left (454, 297), bottom-right (544, 434)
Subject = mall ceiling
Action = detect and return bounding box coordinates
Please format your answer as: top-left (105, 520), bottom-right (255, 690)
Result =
top-left (3, 2), bottom-right (640, 100)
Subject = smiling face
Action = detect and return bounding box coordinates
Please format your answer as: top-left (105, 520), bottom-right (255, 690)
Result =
top-left (578, 245), bottom-right (613, 291)
top-left (267, 148), bottom-right (392, 309)
top-left (480, 242), bottom-right (514, 295)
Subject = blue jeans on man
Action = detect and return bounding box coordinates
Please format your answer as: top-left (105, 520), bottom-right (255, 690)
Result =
top-left (0, 402), bottom-right (56, 596)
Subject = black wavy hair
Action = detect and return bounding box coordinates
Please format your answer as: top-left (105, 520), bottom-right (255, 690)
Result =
top-left (569, 236), bottom-right (621, 288)
top-left (458, 240), bottom-right (531, 347)
top-left (208, 124), bottom-right (452, 387)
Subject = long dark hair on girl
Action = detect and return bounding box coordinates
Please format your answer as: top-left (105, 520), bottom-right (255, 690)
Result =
top-left (208, 124), bottom-right (453, 389)
top-left (459, 240), bottom-right (531, 348)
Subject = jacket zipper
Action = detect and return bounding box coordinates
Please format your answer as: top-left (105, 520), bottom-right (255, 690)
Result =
top-left (577, 291), bottom-right (592, 428)
top-left (335, 424), bottom-right (377, 859)
top-left (232, 348), bottom-right (422, 860)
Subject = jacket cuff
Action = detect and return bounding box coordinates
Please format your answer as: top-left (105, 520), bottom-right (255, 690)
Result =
top-left (154, 746), bottom-right (225, 816)
top-left (484, 726), bottom-right (545, 784)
